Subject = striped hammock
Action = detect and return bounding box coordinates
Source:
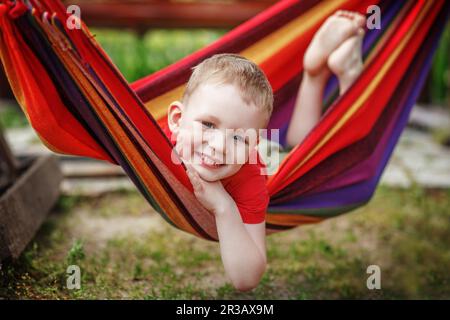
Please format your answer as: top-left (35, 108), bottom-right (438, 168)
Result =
top-left (0, 0), bottom-right (448, 241)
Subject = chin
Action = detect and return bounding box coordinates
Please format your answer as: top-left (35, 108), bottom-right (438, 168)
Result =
top-left (192, 164), bottom-right (237, 182)
top-left (193, 164), bottom-right (224, 181)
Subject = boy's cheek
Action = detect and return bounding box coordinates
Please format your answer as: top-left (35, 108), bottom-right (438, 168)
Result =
top-left (224, 148), bottom-right (248, 165)
top-left (181, 126), bottom-right (204, 146)
top-left (175, 135), bottom-right (192, 161)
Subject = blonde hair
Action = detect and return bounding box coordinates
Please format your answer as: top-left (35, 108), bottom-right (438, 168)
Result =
top-left (182, 53), bottom-right (273, 126)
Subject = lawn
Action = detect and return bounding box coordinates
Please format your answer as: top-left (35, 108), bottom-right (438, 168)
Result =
top-left (1, 185), bottom-right (449, 299)
top-left (1, 26), bottom-right (449, 300)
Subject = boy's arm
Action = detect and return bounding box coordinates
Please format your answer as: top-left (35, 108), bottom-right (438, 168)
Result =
top-left (215, 202), bottom-right (267, 292)
top-left (186, 165), bottom-right (267, 292)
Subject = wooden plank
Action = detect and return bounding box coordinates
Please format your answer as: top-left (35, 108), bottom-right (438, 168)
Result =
top-left (63, 0), bottom-right (275, 29)
top-left (0, 64), bottom-right (13, 99)
top-left (61, 177), bottom-right (134, 196)
top-left (0, 155), bottom-right (63, 261)
top-left (59, 158), bottom-right (125, 178)
top-left (0, 126), bottom-right (18, 185)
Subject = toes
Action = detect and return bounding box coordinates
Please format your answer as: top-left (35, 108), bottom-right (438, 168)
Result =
top-left (357, 27), bottom-right (365, 38)
top-left (354, 28), bottom-right (365, 45)
top-left (335, 10), bottom-right (344, 17)
top-left (334, 10), bottom-right (366, 29)
top-left (336, 10), bottom-right (351, 18)
top-left (328, 33), bottom-right (364, 76)
top-left (353, 13), bottom-right (366, 28)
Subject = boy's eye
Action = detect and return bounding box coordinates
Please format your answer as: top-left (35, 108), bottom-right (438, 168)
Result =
top-left (201, 121), bottom-right (214, 128)
top-left (233, 135), bottom-right (245, 143)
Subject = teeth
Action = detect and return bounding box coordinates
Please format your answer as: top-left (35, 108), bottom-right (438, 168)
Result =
top-left (201, 154), bottom-right (220, 167)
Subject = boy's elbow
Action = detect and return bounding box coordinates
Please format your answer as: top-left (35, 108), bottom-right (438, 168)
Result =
top-left (232, 263), bottom-right (266, 292)
top-left (234, 281), bottom-right (258, 292)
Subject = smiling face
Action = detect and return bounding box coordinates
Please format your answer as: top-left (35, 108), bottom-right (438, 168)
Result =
top-left (168, 83), bottom-right (268, 182)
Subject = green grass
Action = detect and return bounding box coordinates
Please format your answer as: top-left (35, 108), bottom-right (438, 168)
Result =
top-left (0, 28), bottom-right (226, 130)
top-left (0, 103), bottom-right (28, 129)
top-left (0, 24), bottom-right (448, 130)
top-left (91, 24), bottom-right (449, 104)
top-left (1, 186), bottom-right (449, 299)
top-left (428, 22), bottom-right (450, 105)
top-left (90, 28), bottom-right (226, 83)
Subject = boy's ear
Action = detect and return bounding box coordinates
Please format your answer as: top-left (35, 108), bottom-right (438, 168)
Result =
top-left (167, 101), bottom-right (184, 133)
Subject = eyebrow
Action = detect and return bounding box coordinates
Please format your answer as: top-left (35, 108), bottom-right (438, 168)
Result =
top-left (201, 114), bottom-right (221, 125)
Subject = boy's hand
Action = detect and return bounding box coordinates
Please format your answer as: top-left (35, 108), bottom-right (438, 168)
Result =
top-left (185, 164), bottom-right (232, 215)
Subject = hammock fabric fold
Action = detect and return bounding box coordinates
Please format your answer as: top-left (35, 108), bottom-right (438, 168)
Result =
top-left (0, 0), bottom-right (448, 240)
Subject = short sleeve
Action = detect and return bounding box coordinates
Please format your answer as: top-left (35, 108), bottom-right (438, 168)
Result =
top-left (222, 163), bottom-right (269, 224)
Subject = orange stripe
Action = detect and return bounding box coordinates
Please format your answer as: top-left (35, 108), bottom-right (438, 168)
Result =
top-left (37, 15), bottom-right (203, 238)
top-left (271, 0), bottom-right (433, 189)
top-left (266, 212), bottom-right (324, 226)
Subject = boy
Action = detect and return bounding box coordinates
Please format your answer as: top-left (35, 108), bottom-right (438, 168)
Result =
top-left (165, 10), bottom-right (366, 291)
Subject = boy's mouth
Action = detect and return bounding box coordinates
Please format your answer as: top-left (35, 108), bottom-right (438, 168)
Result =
top-left (195, 152), bottom-right (224, 169)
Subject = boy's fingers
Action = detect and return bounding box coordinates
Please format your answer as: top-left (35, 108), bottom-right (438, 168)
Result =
top-left (186, 165), bottom-right (203, 191)
top-left (180, 138), bottom-right (192, 161)
top-left (182, 147), bottom-right (190, 161)
top-left (192, 178), bottom-right (204, 193)
top-left (186, 164), bottom-right (197, 177)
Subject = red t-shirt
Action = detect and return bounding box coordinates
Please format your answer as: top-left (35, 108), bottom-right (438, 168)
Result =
top-left (162, 125), bottom-right (268, 224)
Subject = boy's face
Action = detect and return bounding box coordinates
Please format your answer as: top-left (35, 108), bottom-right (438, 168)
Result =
top-left (168, 83), bottom-right (267, 182)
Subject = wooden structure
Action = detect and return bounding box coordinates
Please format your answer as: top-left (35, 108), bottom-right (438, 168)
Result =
top-left (62, 0), bottom-right (275, 30)
top-left (0, 127), bottom-right (62, 261)
top-left (1, 0), bottom-right (275, 98)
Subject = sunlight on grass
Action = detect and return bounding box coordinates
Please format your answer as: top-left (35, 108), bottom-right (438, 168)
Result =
top-left (1, 186), bottom-right (449, 299)
top-left (90, 28), bottom-right (226, 83)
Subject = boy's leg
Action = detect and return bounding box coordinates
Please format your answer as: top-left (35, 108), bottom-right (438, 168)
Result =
top-left (285, 70), bottom-right (329, 149)
top-left (286, 11), bottom-right (365, 148)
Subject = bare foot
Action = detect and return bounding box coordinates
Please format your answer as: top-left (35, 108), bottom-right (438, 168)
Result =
top-left (328, 28), bottom-right (365, 93)
top-left (303, 10), bottom-right (366, 77)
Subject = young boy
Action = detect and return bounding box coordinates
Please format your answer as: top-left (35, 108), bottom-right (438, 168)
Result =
top-left (165, 10), bottom-right (366, 291)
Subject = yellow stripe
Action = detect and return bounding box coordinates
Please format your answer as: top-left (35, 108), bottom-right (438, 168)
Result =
top-left (143, 0), bottom-right (346, 120)
top-left (280, 0), bottom-right (432, 185)
top-left (363, 1), bottom-right (413, 66)
top-left (240, 0), bottom-right (347, 63)
top-left (37, 16), bottom-right (203, 238)
top-left (145, 85), bottom-right (185, 121)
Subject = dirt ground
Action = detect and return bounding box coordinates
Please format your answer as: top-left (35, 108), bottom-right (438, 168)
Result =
top-left (1, 185), bottom-right (449, 299)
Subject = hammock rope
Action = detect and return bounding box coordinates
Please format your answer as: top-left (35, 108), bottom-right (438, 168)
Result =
top-left (0, 0), bottom-right (448, 240)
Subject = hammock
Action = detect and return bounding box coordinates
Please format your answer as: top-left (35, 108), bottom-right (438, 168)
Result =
top-left (0, 0), bottom-right (448, 241)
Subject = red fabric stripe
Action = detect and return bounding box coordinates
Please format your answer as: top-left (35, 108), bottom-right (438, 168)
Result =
top-left (0, 3), bottom-right (112, 161)
top-left (265, 0), bottom-right (377, 92)
top-left (268, 0), bottom-right (443, 195)
top-left (131, 0), bottom-right (307, 101)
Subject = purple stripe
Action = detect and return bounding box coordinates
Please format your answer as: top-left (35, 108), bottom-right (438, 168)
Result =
top-left (268, 10), bottom-right (444, 212)
top-left (16, 14), bottom-right (122, 162)
top-left (268, 0), bottom-right (408, 148)
top-left (266, 0), bottom-right (403, 147)
top-left (16, 11), bottom-right (179, 222)
top-left (300, 3), bottom-right (449, 197)
top-left (267, 0), bottom-right (427, 203)
top-left (134, 0), bottom-right (319, 102)
top-left (321, 0), bottom-right (404, 105)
